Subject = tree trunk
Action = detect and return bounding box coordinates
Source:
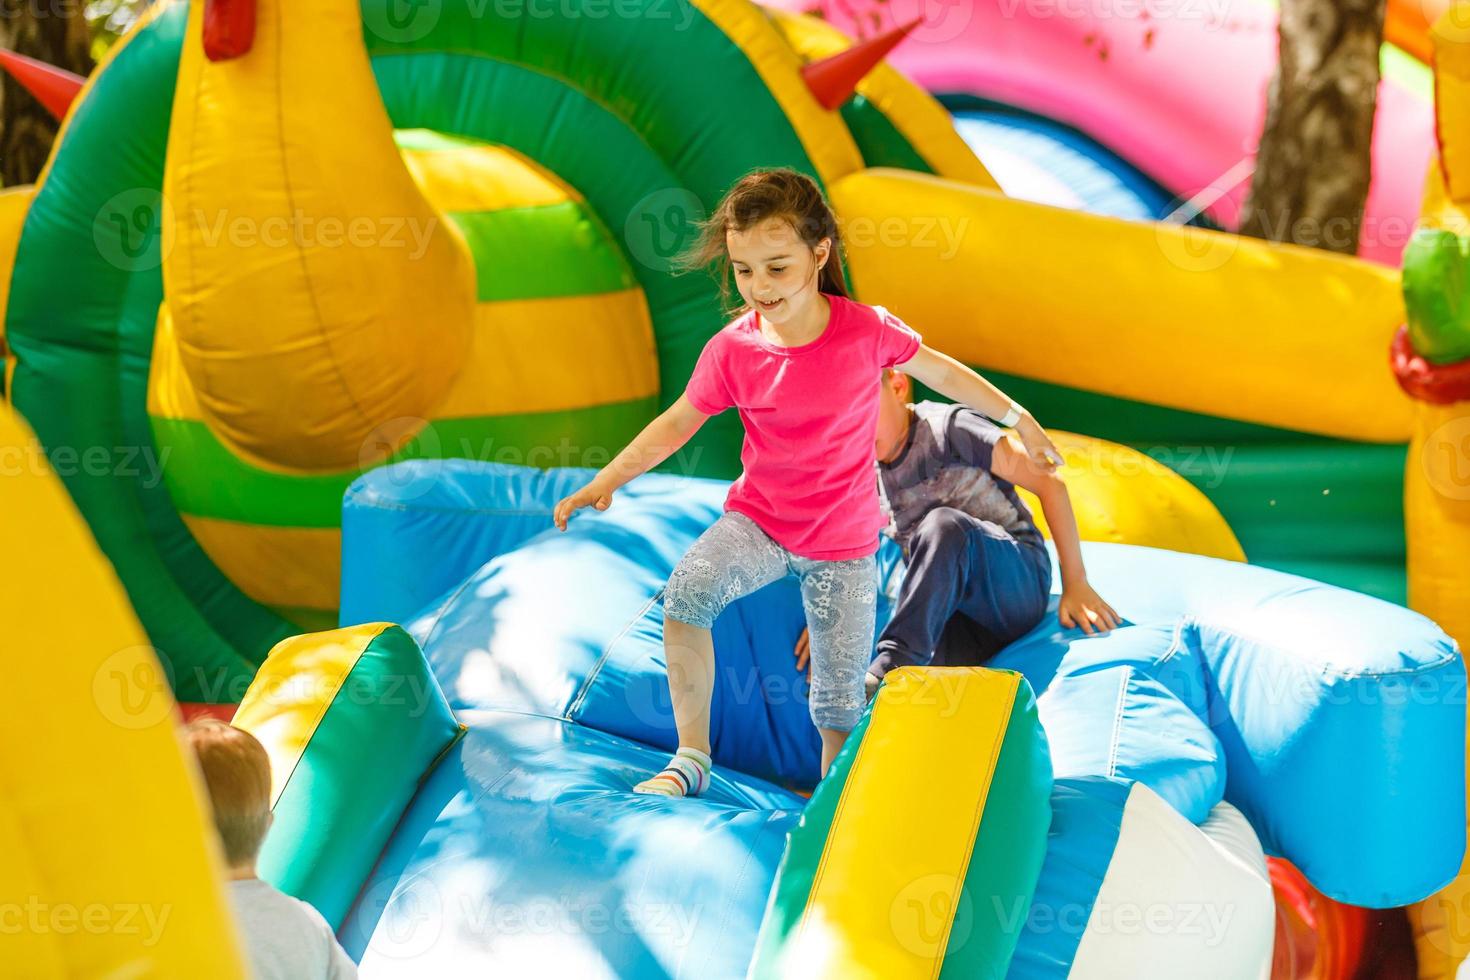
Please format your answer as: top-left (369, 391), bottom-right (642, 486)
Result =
top-left (1238, 0), bottom-right (1386, 255)
top-left (0, 0), bottom-right (94, 187)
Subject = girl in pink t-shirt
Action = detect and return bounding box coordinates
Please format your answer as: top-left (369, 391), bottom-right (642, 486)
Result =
top-left (553, 169), bottom-right (1062, 795)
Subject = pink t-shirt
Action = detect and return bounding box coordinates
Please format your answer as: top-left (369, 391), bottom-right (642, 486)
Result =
top-left (684, 294), bottom-right (922, 560)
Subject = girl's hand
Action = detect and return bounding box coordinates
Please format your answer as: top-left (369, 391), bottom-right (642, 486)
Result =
top-left (1015, 416), bottom-right (1064, 472)
top-left (1058, 581), bottom-right (1122, 635)
top-left (553, 483), bottom-right (613, 531)
top-left (794, 627), bottom-right (811, 672)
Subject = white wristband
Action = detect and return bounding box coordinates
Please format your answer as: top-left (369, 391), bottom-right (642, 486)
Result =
top-left (997, 402), bottom-right (1024, 427)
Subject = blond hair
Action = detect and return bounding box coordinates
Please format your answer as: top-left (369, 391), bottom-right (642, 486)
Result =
top-left (186, 719), bottom-right (273, 866)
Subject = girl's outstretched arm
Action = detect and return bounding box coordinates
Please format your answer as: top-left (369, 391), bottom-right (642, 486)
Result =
top-left (990, 433), bottom-right (1122, 635)
top-left (552, 394), bottom-right (712, 530)
top-left (896, 345), bottom-right (1063, 470)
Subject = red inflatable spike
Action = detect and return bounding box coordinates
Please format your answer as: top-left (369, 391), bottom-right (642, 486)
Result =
top-left (800, 18), bottom-right (922, 111)
top-left (203, 0), bottom-right (257, 62)
top-left (0, 48), bottom-right (85, 121)
top-left (177, 702), bottom-right (239, 725)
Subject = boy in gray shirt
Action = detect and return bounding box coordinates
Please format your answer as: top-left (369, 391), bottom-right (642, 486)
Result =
top-left (187, 719), bottom-right (357, 980)
top-left (796, 370), bottom-right (1120, 687)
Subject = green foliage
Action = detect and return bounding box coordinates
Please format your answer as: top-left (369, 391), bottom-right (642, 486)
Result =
top-left (85, 0), bottom-right (153, 59)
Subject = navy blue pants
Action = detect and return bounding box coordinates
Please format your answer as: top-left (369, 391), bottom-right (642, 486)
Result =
top-left (871, 507), bottom-right (1052, 679)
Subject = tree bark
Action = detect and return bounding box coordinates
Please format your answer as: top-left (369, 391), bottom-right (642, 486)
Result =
top-left (0, 0), bottom-right (94, 187)
top-left (1238, 0), bottom-right (1387, 255)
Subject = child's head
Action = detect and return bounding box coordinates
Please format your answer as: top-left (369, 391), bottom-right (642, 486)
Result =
top-left (684, 168), bottom-right (849, 318)
top-left (185, 719), bottom-right (274, 869)
top-left (875, 368), bottom-right (913, 463)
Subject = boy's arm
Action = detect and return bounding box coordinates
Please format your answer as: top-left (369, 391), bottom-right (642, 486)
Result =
top-left (990, 433), bottom-right (1123, 635)
top-left (896, 345), bottom-right (1062, 470)
top-left (553, 394), bottom-right (710, 530)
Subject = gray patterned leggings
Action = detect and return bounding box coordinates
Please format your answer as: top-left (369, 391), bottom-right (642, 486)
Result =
top-left (662, 511), bottom-right (878, 732)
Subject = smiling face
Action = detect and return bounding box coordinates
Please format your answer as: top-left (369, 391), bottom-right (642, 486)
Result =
top-left (726, 216), bottom-right (830, 324)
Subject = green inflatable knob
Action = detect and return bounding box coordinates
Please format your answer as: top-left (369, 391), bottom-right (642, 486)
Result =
top-left (1403, 226), bottom-right (1470, 365)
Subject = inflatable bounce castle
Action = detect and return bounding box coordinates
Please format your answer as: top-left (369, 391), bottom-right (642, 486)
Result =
top-left (3, 0), bottom-right (1469, 975)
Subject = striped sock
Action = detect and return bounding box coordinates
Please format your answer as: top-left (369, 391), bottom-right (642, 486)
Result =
top-left (634, 747), bottom-right (712, 798)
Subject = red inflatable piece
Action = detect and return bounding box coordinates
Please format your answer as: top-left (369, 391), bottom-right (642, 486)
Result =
top-left (1391, 325), bottom-right (1470, 404)
top-left (177, 702), bottom-right (238, 724)
top-left (0, 49), bottom-right (85, 121)
top-left (799, 17), bottom-right (920, 110)
top-left (203, 0), bottom-right (257, 62)
top-left (1271, 858), bottom-right (1370, 979)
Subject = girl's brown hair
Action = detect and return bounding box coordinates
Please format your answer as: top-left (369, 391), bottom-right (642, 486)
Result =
top-left (680, 168), bottom-right (849, 312)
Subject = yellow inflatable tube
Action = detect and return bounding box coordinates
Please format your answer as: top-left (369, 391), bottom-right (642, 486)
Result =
top-left (1406, 11), bottom-right (1470, 976)
top-left (0, 404), bottom-right (244, 977)
top-left (832, 169), bottom-right (1412, 443)
top-left (1024, 432), bottom-right (1245, 561)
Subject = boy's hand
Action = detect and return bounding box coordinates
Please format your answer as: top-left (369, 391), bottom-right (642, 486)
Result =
top-left (552, 483), bottom-right (613, 531)
top-left (1015, 415), bottom-right (1064, 471)
top-left (1058, 581), bottom-right (1122, 635)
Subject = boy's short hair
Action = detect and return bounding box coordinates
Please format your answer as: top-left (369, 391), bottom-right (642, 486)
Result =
top-left (185, 719), bottom-right (273, 865)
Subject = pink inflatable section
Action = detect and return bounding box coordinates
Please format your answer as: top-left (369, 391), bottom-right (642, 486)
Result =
top-left (772, 0), bottom-right (1431, 265)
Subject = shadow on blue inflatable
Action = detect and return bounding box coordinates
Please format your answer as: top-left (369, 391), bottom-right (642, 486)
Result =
top-left (269, 460), bottom-right (1462, 978)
